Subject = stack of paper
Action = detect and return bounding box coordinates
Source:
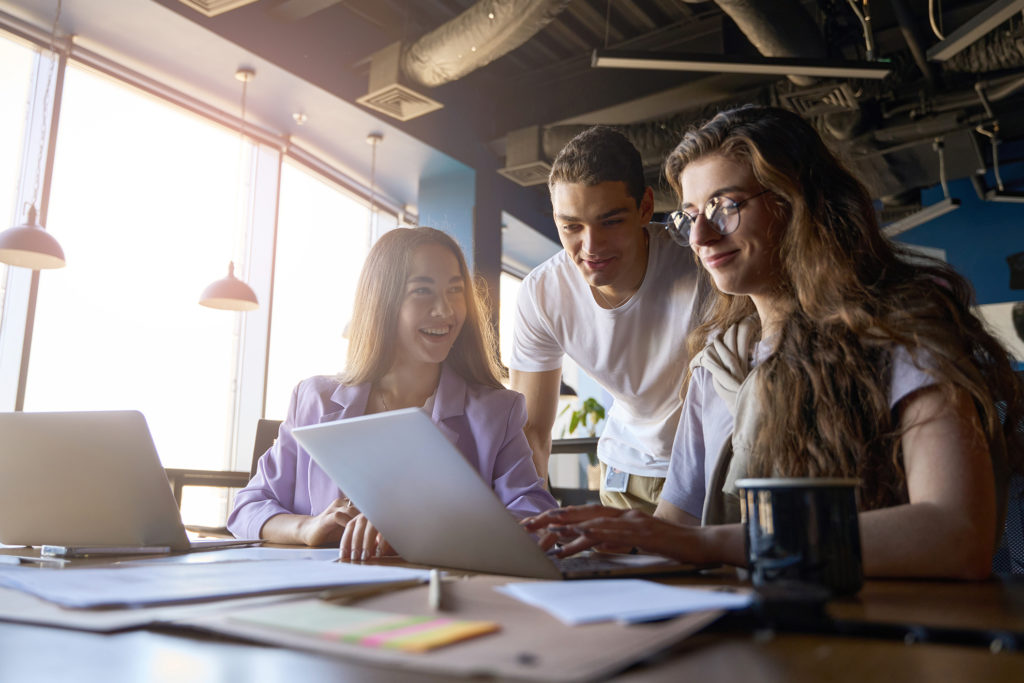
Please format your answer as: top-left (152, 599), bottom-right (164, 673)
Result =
top-left (497, 579), bottom-right (752, 625)
top-left (0, 560), bottom-right (429, 608)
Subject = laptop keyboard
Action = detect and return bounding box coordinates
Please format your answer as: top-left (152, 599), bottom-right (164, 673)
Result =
top-left (551, 551), bottom-right (701, 578)
top-left (554, 554), bottom-right (626, 572)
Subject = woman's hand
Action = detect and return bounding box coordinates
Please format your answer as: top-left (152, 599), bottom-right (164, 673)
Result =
top-left (298, 497), bottom-right (359, 547)
top-left (339, 513), bottom-right (396, 561)
top-left (523, 504), bottom-right (710, 563)
top-left (522, 505), bottom-right (627, 552)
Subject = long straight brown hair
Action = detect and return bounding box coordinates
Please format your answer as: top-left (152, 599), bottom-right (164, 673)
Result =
top-left (665, 105), bottom-right (1024, 509)
top-left (339, 227), bottom-right (504, 390)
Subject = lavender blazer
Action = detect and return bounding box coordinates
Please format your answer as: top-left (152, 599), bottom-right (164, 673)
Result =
top-left (227, 363), bottom-right (557, 540)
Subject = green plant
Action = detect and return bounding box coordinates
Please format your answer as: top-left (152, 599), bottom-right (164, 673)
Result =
top-left (559, 397), bottom-right (604, 466)
top-left (560, 397), bottom-right (605, 437)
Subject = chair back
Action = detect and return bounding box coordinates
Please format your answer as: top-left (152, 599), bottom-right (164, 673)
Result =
top-left (993, 474), bottom-right (1024, 574)
top-left (251, 419), bottom-right (283, 478)
top-left (994, 381), bottom-right (1024, 574)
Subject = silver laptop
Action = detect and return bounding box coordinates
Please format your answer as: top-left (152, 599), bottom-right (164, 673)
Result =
top-left (0, 410), bottom-right (259, 554)
top-left (292, 408), bottom-right (705, 580)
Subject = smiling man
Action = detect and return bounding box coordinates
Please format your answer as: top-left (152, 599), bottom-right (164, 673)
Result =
top-left (508, 126), bottom-right (707, 512)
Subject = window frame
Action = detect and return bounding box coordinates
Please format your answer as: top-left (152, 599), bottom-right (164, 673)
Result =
top-left (0, 23), bottom-right (401, 477)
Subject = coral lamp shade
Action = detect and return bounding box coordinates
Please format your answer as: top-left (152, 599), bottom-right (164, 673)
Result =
top-left (199, 261), bottom-right (259, 311)
top-left (0, 206), bottom-right (66, 269)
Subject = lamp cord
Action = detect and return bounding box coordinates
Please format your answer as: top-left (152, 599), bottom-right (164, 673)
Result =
top-left (370, 138), bottom-right (377, 238)
top-left (929, 0), bottom-right (945, 41)
top-left (367, 134), bottom-right (382, 242)
top-left (27, 0), bottom-right (62, 222)
top-left (233, 69), bottom-right (254, 279)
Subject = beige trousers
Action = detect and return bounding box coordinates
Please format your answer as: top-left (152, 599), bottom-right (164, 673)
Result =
top-left (597, 462), bottom-right (664, 514)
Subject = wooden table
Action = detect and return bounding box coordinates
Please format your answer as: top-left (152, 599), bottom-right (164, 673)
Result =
top-left (0, 551), bottom-right (1021, 682)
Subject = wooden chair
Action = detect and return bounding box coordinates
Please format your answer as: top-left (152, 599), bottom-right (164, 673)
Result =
top-left (251, 418), bottom-right (283, 477)
top-left (993, 389), bottom-right (1024, 574)
top-left (994, 474), bottom-right (1024, 574)
top-left (163, 418), bottom-right (283, 536)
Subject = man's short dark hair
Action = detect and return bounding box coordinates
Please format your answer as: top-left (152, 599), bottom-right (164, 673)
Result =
top-left (548, 125), bottom-right (646, 208)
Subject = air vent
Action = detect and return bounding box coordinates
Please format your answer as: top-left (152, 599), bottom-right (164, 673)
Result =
top-left (357, 42), bottom-right (443, 122)
top-left (498, 161), bottom-right (552, 187)
top-left (497, 125), bottom-right (551, 187)
top-left (778, 82), bottom-right (859, 117)
top-left (177, 0), bottom-right (259, 17)
top-left (356, 84), bottom-right (443, 122)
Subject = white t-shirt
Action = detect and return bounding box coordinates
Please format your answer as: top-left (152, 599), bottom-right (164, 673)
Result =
top-left (661, 342), bottom-right (937, 518)
top-left (508, 225), bottom-right (705, 477)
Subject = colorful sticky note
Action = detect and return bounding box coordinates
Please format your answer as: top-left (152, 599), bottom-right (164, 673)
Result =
top-left (230, 601), bottom-right (500, 653)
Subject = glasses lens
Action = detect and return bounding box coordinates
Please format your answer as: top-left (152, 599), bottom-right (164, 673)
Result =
top-left (667, 211), bottom-right (693, 246)
top-left (708, 198), bottom-right (739, 235)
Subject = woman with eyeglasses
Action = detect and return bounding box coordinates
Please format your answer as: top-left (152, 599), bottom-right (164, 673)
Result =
top-left (523, 105), bottom-right (1023, 579)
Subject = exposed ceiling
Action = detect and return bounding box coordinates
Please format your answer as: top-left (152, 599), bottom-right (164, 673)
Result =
top-left (147, 0), bottom-right (1024, 225)
top-left (6, 0), bottom-right (1024, 241)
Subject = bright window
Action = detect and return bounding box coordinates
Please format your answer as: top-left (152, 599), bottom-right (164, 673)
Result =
top-left (263, 160), bottom-right (372, 419)
top-left (23, 63), bottom-right (243, 476)
top-left (498, 270), bottom-right (522, 369)
top-left (0, 31), bottom-right (397, 528)
top-left (0, 34), bottom-right (35, 326)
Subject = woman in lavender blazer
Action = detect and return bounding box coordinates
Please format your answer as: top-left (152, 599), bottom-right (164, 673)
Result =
top-left (228, 228), bottom-right (556, 557)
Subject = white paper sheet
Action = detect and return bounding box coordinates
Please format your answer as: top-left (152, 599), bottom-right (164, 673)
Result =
top-left (496, 579), bottom-right (752, 625)
top-left (115, 547), bottom-right (341, 565)
top-left (0, 560), bottom-right (429, 608)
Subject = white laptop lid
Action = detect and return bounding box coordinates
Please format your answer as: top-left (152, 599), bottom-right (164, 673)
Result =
top-left (292, 408), bottom-right (564, 580)
top-left (0, 411), bottom-right (191, 551)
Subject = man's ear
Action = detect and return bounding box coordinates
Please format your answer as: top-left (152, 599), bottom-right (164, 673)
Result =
top-left (639, 187), bottom-right (655, 222)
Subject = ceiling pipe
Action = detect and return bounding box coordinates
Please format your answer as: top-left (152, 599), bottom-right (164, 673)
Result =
top-left (401, 0), bottom-right (572, 89)
top-left (889, 0), bottom-right (938, 89)
top-left (682, 0), bottom-right (826, 86)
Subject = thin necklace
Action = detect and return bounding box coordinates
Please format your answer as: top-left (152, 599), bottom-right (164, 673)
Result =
top-left (593, 231), bottom-right (649, 309)
top-left (593, 286), bottom-right (629, 309)
top-left (377, 388), bottom-right (391, 411)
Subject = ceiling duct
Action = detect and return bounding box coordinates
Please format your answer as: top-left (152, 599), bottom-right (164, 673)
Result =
top-left (683, 0), bottom-right (827, 86)
top-left (177, 0), bottom-right (258, 17)
top-left (356, 42), bottom-right (445, 122)
top-left (357, 0), bottom-right (571, 121)
top-left (926, 0), bottom-right (1024, 62)
top-left (402, 0), bottom-right (571, 89)
top-left (503, 104), bottom-right (772, 208)
top-left (498, 126), bottom-right (552, 187)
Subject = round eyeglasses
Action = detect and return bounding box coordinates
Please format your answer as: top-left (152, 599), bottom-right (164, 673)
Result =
top-left (664, 189), bottom-right (771, 246)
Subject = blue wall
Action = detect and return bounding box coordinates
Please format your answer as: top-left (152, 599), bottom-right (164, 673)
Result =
top-left (418, 166), bottom-right (476, 270)
top-left (896, 162), bottom-right (1024, 305)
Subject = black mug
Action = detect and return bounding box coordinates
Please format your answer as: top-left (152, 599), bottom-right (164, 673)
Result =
top-left (736, 478), bottom-right (863, 596)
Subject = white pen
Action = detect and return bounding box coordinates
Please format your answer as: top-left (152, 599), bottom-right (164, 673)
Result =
top-left (428, 568), bottom-right (444, 611)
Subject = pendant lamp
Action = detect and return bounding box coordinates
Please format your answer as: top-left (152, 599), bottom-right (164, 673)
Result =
top-left (0, 205), bottom-right (65, 269)
top-left (199, 261), bottom-right (258, 311)
top-left (0, 0), bottom-right (66, 271)
top-left (199, 67), bottom-right (259, 311)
